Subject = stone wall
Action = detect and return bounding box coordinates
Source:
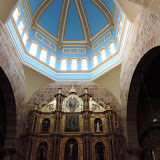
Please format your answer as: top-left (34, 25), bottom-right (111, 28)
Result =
top-left (26, 81), bottom-right (121, 117)
top-left (120, 8), bottom-right (160, 148)
top-left (0, 21), bottom-right (26, 146)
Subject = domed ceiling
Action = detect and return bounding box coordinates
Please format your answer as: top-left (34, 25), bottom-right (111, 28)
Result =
top-left (29, 0), bottom-right (114, 47)
top-left (6, 0), bottom-right (130, 80)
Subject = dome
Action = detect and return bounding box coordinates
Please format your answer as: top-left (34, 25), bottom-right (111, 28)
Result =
top-left (29, 0), bottom-right (114, 47)
top-left (7, 0), bottom-right (130, 80)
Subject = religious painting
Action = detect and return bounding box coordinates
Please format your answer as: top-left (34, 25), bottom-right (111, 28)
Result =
top-left (67, 97), bottom-right (79, 111)
top-left (65, 115), bottom-right (79, 132)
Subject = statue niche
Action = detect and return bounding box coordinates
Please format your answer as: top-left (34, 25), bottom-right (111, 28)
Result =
top-left (37, 142), bottom-right (48, 160)
top-left (42, 118), bottom-right (50, 133)
top-left (94, 118), bottom-right (103, 132)
top-left (64, 138), bottom-right (78, 160)
top-left (95, 142), bottom-right (105, 160)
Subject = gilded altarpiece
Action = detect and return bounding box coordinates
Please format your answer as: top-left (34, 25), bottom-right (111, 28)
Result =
top-left (19, 87), bottom-right (125, 160)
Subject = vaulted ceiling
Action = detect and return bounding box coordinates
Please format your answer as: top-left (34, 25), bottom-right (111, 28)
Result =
top-left (28, 0), bottom-right (114, 47)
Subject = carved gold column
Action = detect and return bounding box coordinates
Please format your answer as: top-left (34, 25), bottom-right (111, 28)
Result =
top-left (81, 88), bottom-right (92, 160)
top-left (105, 105), bottom-right (124, 160)
top-left (52, 88), bottom-right (64, 160)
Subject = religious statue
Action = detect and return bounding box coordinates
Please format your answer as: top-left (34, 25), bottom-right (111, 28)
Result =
top-left (95, 119), bottom-right (103, 132)
top-left (96, 121), bottom-right (101, 132)
top-left (42, 119), bottom-right (50, 132)
top-left (37, 142), bottom-right (48, 160)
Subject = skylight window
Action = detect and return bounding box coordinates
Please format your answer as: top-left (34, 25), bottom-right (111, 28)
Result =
top-left (109, 42), bottom-right (116, 55)
top-left (13, 8), bottom-right (20, 22)
top-left (61, 59), bottom-right (67, 70)
top-left (81, 59), bottom-right (88, 70)
top-left (71, 59), bottom-right (77, 70)
top-left (40, 49), bottom-right (47, 62)
top-left (29, 43), bottom-right (38, 56)
top-left (101, 49), bottom-right (106, 61)
top-left (93, 55), bottom-right (98, 67)
top-left (49, 56), bottom-right (56, 68)
top-left (18, 21), bottom-right (24, 35)
top-left (22, 32), bottom-right (28, 46)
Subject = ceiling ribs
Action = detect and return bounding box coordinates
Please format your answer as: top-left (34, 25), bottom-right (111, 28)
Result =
top-left (91, 0), bottom-right (113, 27)
top-left (74, 0), bottom-right (91, 48)
top-left (32, 0), bottom-right (55, 29)
top-left (57, 0), bottom-right (71, 49)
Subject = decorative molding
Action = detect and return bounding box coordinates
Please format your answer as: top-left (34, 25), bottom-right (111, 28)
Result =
top-left (35, 31), bottom-right (57, 51)
top-left (57, 0), bottom-right (71, 48)
top-left (21, 0), bottom-right (32, 29)
top-left (62, 48), bottom-right (87, 54)
top-left (74, 0), bottom-right (91, 45)
top-left (113, 6), bottom-right (120, 30)
top-left (91, 0), bottom-right (113, 25)
top-left (92, 31), bottom-right (112, 51)
top-left (32, 0), bottom-right (55, 24)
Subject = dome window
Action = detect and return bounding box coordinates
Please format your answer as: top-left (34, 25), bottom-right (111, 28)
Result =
top-left (13, 8), bottom-right (20, 22)
top-left (18, 21), bottom-right (24, 35)
top-left (109, 42), bottom-right (116, 55)
top-left (22, 32), bottom-right (28, 46)
top-left (61, 59), bottom-right (67, 70)
top-left (29, 43), bottom-right (38, 56)
top-left (100, 49), bottom-right (106, 61)
top-left (71, 59), bottom-right (77, 71)
top-left (40, 49), bottom-right (47, 62)
top-left (49, 56), bottom-right (56, 68)
top-left (93, 55), bottom-right (98, 67)
top-left (81, 59), bottom-right (88, 70)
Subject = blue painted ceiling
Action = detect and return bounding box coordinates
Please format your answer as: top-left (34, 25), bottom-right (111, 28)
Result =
top-left (29, 0), bottom-right (114, 42)
top-left (7, 0), bottom-right (128, 80)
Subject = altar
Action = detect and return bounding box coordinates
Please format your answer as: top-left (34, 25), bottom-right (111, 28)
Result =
top-left (19, 86), bottom-right (124, 160)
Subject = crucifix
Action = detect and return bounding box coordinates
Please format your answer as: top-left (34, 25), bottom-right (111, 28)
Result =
top-left (69, 143), bottom-right (74, 156)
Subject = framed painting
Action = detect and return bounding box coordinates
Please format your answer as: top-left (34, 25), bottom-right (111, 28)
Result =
top-left (65, 115), bottom-right (79, 132)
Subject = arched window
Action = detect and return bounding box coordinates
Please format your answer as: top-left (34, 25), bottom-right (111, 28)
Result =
top-left (100, 49), bottom-right (106, 61)
top-left (18, 21), bottom-right (24, 35)
top-left (22, 32), bottom-right (28, 46)
top-left (94, 118), bottom-right (103, 132)
top-left (120, 21), bottom-right (123, 28)
top-left (61, 59), bottom-right (67, 70)
top-left (29, 43), bottom-right (38, 56)
top-left (81, 59), bottom-right (88, 70)
top-left (95, 142), bottom-right (105, 160)
top-left (49, 55), bottom-right (56, 68)
top-left (13, 8), bottom-right (20, 22)
top-left (109, 42), bottom-right (116, 55)
top-left (93, 55), bottom-right (98, 67)
top-left (42, 118), bottom-right (50, 133)
top-left (37, 142), bottom-right (48, 160)
top-left (71, 59), bottom-right (77, 70)
top-left (40, 49), bottom-right (47, 62)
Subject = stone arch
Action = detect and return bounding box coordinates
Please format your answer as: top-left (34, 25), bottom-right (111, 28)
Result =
top-left (120, 8), bottom-right (160, 148)
top-left (0, 67), bottom-right (17, 158)
top-left (127, 46), bottom-right (160, 149)
top-left (0, 22), bottom-right (26, 151)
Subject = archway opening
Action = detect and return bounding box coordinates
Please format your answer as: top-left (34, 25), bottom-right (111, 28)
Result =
top-left (95, 142), bottom-right (105, 160)
top-left (64, 138), bottom-right (78, 160)
top-left (127, 46), bottom-right (160, 158)
top-left (0, 67), bottom-right (17, 158)
top-left (0, 89), bottom-right (6, 148)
